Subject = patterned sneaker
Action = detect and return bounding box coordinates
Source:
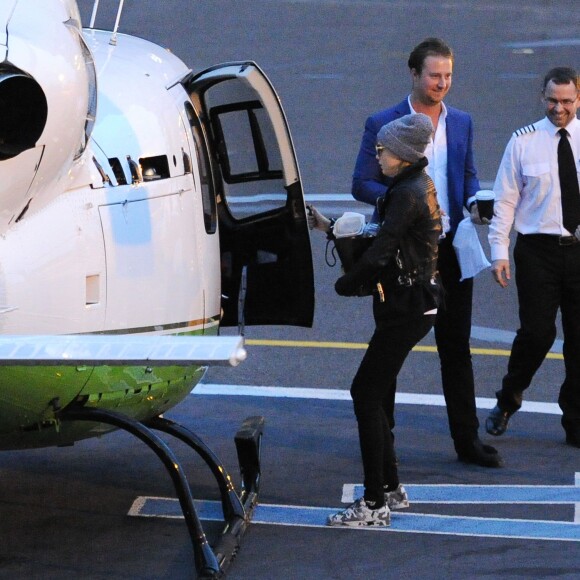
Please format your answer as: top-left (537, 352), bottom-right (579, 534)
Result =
top-left (384, 484), bottom-right (409, 510)
top-left (327, 498), bottom-right (391, 527)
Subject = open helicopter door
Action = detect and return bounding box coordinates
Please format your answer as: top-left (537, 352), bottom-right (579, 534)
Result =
top-left (186, 62), bottom-right (314, 328)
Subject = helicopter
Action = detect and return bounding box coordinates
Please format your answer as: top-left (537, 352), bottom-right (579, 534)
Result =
top-left (0, 0), bottom-right (314, 576)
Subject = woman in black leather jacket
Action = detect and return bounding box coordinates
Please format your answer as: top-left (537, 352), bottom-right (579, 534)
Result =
top-left (326, 113), bottom-right (442, 527)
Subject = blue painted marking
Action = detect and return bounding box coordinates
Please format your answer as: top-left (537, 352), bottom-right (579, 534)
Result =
top-left (347, 484), bottom-right (580, 504)
top-left (131, 497), bottom-right (580, 542)
top-left (392, 513), bottom-right (580, 542)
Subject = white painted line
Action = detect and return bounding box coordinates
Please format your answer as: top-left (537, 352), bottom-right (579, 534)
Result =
top-left (505, 39), bottom-right (580, 48)
top-left (193, 384), bottom-right (562, 415)
top-left (302, 74), bottom-right (345, 80)
top-left (470, 325), bottom-right (563, 352)
top-left (227, 193), bottom-right (357, 203)
top-left (194, 383), bottom-right (349, 400)
top-left (226, 190), bottom-right (496, 203)
top-left (471, 325), bottom-right (517, 344)
top-left (127, 495), bottom-right (150, 517)
top-left (574, 471), bottom-right (580, 524)
top-left (129, 496), bottom-right (580, 542)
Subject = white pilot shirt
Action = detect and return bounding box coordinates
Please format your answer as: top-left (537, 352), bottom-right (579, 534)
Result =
top-left (489, 116), bottom-right (580, 261)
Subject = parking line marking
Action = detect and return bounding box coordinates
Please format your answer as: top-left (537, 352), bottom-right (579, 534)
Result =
top-left (129, 496), bottom-right (580, 542)
top-left (505, 39), bottom-right (580, 48)
top-left (193, 384), bottom-right (562, 415)
top-left (341, 483), bottom-right (580, 504)
top-left (574, 471), bottom-right (580, 524)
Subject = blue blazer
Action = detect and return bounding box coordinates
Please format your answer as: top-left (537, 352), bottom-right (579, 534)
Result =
top-left (352, 98), bottom-right (480, 233)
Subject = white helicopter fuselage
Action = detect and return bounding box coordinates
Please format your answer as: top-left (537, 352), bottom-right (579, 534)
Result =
top-left (0, 4), bottom-right (219, 337)
top-left (0, 1), bottom-right (313, 572)
top-left (0, 0), bottom-right (313, 450)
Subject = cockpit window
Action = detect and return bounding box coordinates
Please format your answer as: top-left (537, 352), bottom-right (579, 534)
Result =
top-left (69, 26), bottom-right (97, 160)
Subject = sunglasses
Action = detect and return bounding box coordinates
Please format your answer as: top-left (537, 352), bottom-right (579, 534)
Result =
top-left (375, 145), bottom-right (387, 156)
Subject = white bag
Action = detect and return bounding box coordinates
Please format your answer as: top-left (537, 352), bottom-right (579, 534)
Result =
top-left (333, 212), bottom-right (366, 238)
top-left (452, 217), bottom-right (491, 281)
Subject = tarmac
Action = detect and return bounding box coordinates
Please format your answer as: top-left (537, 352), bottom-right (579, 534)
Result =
top-left (2, 1), bottom-right (578, 578)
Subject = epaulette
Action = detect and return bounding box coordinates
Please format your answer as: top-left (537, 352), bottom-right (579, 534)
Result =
top-left (513, 124), bottom-right (537, 137)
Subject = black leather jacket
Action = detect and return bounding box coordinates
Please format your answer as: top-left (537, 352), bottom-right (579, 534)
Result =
top-left (335, 158), bottom-right (442, 321)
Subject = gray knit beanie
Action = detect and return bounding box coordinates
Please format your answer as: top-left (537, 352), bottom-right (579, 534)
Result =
top-left (376, 113), bottom-right (433, 163)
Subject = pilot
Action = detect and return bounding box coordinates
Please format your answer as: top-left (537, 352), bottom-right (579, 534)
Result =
top-left (486, 67), bottom-right (580, 445)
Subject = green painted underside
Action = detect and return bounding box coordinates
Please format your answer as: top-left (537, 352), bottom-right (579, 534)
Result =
top-left (0, 327), bottom-right (222, 449)
top-left (0, 363), bottom-right (206, 450)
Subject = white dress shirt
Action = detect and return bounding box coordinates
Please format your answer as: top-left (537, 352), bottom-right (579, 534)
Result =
top-left (489, 116), bottom-right (580, 261)
top-left (409, 97), bottom-right (450, 232)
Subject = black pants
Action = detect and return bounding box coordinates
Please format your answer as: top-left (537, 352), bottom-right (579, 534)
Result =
top-left (383, 237), bottom-right (479, 446)
top-left (434, 236), bottom-right (479, 444)
top-left (350, 315), bottom-right (434, 505)
top-left (497, 234), bottom-right (580, 435)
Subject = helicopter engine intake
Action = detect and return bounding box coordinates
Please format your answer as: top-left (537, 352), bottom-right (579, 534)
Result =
top-left (0, 70), bottom-right (48, 160)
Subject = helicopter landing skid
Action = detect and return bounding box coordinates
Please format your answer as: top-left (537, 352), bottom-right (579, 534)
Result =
top-left (60, 406), bottom-right (264, 579)
top-left (146, 414), bottom-right (264, 578)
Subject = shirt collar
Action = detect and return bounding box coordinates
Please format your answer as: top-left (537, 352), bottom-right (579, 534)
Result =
top-left (408, 95), bottom-right (448, 121)
top-left (545, 115), bottom-right (579, 137)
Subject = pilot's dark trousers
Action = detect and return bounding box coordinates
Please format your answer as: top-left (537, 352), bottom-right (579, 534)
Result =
top-left (351, 315), bottom-right (434, 506)
top-left (496, 234), bottom-right (580, 436)
top-left (383, 237), bottom-right (479, 447)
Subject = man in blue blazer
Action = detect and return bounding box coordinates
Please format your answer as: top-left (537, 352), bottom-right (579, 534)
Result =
top-left (352, 38), bottom-right (502, 467)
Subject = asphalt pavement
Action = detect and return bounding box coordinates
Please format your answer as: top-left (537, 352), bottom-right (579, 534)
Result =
top-left (1, 1), bottom-right (578, 578)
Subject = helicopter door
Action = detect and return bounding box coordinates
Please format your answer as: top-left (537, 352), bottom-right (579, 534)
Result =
top-left (186, 62), bottom-right (314, 328)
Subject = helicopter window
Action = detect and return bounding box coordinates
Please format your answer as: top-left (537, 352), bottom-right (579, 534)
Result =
top-left (140, 155), bottom-right (170, 181)
top-left (210, 101), bottom-right (283, 184)
top-left (184, 102), bottom-right (217, 234)
top-left (108, 157), bottom-right (127, 185)
top-left (68, 25), bottom-right (97, 160)
top-left (209, 100), bottom-right (286, 219)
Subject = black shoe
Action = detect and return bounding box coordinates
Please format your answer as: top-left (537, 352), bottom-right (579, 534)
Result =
top-left (565, 431), bottom-right (580, 448)
top-left (456, 438), bottom-right (504, 468)
top-left (485, 405), bottom-right (514, 436)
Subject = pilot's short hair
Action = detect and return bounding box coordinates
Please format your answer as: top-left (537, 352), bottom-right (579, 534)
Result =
top-left (542, 67), bottom-right (579, 91)
top-left (408, 38), bottom-right (454, 74)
